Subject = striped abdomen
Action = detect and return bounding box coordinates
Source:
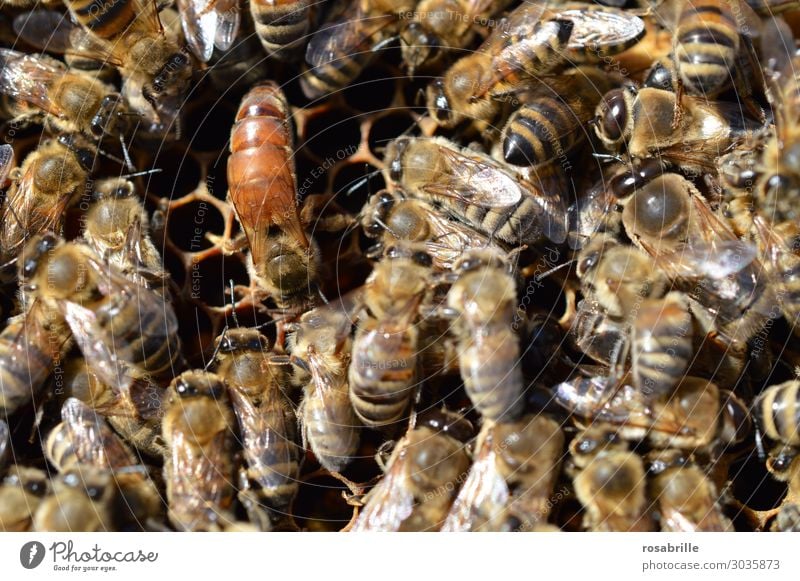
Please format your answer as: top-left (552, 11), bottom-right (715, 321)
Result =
top-left (675, 0), bottom-right (739, 96)
top-left (349, 320), bottom-right (416, 427)
top-left (458, 328), bottom-right (524, 421)
top-left (103, 291), bottom-right (181, 380)
top-left (755, 380), bottom-right (800, 446)
top-left (302, 379), bottom-right (360, 473)
top-left (251, 0), bottom-right (311, 60)
top-left (496, 19), bottom-right (574, 86)
top-left (632, 297), bottom-right (693, 399)
top-left (445, 196), bottom-right (547, 245)
top-left (0, 315), bottom-right (58, 415)
top-left (65, 0), bottom-right (137, 40)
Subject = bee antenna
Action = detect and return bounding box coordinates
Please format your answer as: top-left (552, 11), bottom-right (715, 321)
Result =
top-left (229, 279), bottom-right (240, 328)
top-left (372, 35), bottom-right (399, 53)
top-left (316, 284), bottom-right (329, 305)
top-left (118, 168), bottom-right (162, 179)
top-left (204, 324), bottom-right (228, 371)
top-left (373, 216), bottom-right (400, 239)
top-left (344, 166), bottom-right (382, 196)
top-left (95, 145), bottom-right (127, 167)
top-left (535, 258), bottom-right (576, 281)
top-left (119, 133), bottom-right (136, 172)
top-left (754, 425), bottom-right (766, 463)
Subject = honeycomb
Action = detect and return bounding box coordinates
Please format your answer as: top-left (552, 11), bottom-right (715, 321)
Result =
top-left (1, 1), bottom-right (799, 534)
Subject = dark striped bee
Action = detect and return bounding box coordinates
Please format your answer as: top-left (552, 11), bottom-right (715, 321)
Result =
top-left (251, 0), bottom-right (312, 61)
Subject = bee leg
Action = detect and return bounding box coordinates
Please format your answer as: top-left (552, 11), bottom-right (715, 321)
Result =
top-left (671, 77), bottom-right (685, 130)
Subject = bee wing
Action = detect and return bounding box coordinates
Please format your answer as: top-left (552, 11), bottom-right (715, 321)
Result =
top-left (167, 424), bottom-right (232, 522)
top-left (13, 10), bottom-right (76, 54)
top-left (654, 241), bottom-right (758, 280)
top-left (0, 419), bottom-right (9, 470)
top-left (351, 444), bottom-right (416, 532)
top-left (421, 147), bottom-right (523, 208)
top-left (62, 300), bottom-right (132, 393)
top-left (0, 144), bottom-right (15, 186)
top-left (178, 0), bottom-right (216, 62)
top-left (305, 5), bottom-right (396, 67)
top-left (441, 435), bottom-right (509, 532)
top-left (556, 7), bottom-right (645, 55)
top-left (60, 397), bottom-right (138, 470)
top-left (213, 0), bottom-right (240, 51)
top-left (1, 168), bottom-right (72, 259)
top-left (0, 48), bottom-right (67, 118)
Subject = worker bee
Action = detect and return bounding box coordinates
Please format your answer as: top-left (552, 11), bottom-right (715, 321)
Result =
top-left (399, 0), bottom-right (515, 74)
top-left (426, 2), bottom-right (645, 128)
top-left (214, 328), bottom-right (301, 513)
top-left (574, 446), bottom-right (653, 531)
top-left (446, 248), bottom-right (525, 421)
top-left (228, 82), bottom-right (319, 310)
top-left (349, 243), bottom-right (433, 428)
top-left (288, 299), bottom-right (361, 473)
top-left (62, 0), bottom-right (192, 126)
top-left (162, 370), bottom-right (237, 531)
top-left (652, 0), bottom-right (761, 99)
top-left (177, 0), bottom-right (240, 62)
top-left (83, 178), bottom-right (168, 291)
top-left (441, 415), bottom-right (564, 531)
top-left (251, 0), bottom-right (312, 61)
top-left (619, 171), bottom-right (770, 348)
top-left (44, 397), bottom-right (138, 473)
top-left (0, 137), bottom-right (93, 268)
top-left (0, 48), bottom-right (129, 144)
top-left (385, 136), bottom-right (569, 244)
top-left (19, 234), bottom-right (182, 390)
top-left (301, 1), bottom-right (411, 99)
top-left (360, 188), bottom-right (500, 271)
top-left (557, 373), bottom-right (749, 453)
top-left (595, 86), bottom-right (762, 175)
top-left (649, 451), bottom-right (733, 532)
top-left (498, 67), bottom-right (616, 167)
top-left (66, 361), bottom-right (167, 458)
top-left (753, 380), bottom-right (800, 451)
top-left (352, 410), bottom-right (473, 531)
top-left (0, 467), bottom-right (50, 531)
top-left (0, 300), bottom-right (70, 416)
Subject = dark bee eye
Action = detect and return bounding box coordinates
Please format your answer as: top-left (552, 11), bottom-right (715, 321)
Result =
top-left (428, 80), bottom-right (451, 123)
top-left (85, 486), bottom-right (104, 500)
top-left (384, 245), bottom-right (399, 259)
top-left (378, 191), bottom-right (395, 212)
top-left (577, 250), bottom-right (599, 277)
top-left (207, 380), bottom-right (226, 400)
top-left (75, 148), bottom-right (95, 171)
top-left (644, 61), bottom-right (673, 91)
top-left (25, 480), bottom-right (46, 497)
top-left (412, 251), bottom-right (432, 267)
top-left (598, 89), bottom-right (629, 144)
top-left (767, 174), bottom-right (791, 196)
top-left (175, 379), bottom-right (196, 397)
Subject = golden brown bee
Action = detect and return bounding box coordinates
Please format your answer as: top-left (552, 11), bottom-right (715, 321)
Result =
top-left (399, 0), bottom-right (515, 74)
top-left (446, 248), bottom-right (524, 421)
top-left (649, 452), bottom-right (733, 532)
top-left (426, 3), bottom-right (644, 128)
top-left (557, 373), bottom-right (749, 453)
top-left (498, 67), bottom-right (616, 167)
top-left (0, 48), bottom-right (129, 142)
top-left (360, 188), bottom-right (498, 271)
top-left (288, 300), bottom-right (361, 472)
top-left (0, 137), bottom-right (92, 267)
top-left (301, 1), bottom-right (412, 98)
top-left (62, 0), bottom-right (192, 126)
top-left (654, 0), bottom-right (761, 99)
top-left (385, 136), bottom-right (569, 244)
top-left (228, 82), bottom-right (319, 310)
top-left (19, 234), bottom-right (182, 389)
top-left (0, 466), bottom-right (50, 531)
top-left (349, 243), bottom-right (433, 428)
top-left (177, 0), bottom-right (240, 62)
top-left (162, 370), bottom-right (237, 531)
top-left (66, 359), bottom-right (168, 458)
top-left (251, 0), bottom-right (312, 61)
top-left (83, 178), bottom-right (168, 291)
top-left (574, 448), bottom-right (653, 532)
top-left (442, 415), bottom-right (564, 531)
top-left (214, 328), bottom-right (301, 513)
top-left (595, 86), bottom-right (762, 175)
top-left (0, 300), bottom-right (70, 416)
top-left (352, 410), bottom-right (473, 531)
top-left (44, 397), bottom-right (138, 473)
top-left (753, 380), bottom-right (800, 448)
top-left (33, 468), bottom-right (120, 531)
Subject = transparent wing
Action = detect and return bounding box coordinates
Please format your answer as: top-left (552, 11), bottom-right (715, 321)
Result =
top-left (351, 444), bottom-right (415, 532)
top-left (178, 0), bottom-right (216, 62)
top-left (557, 7), bottom-right (645, 53)
top-left (654, 241), bottom-right (758, 280)
top-left (305, 5), bottom-right (395, 67)
top-left (59, 397), bottom-right (137, 469)
top-left (441, 433), bottom-right (509, 532)
top-left (214, 0), bottom-right (240, 51)
top-left (0, 48), bottom-right (66, 117)
top-left (0, 144), bottom-right (15, 185)
top-left (13, 10), bottom-right (76, 54)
